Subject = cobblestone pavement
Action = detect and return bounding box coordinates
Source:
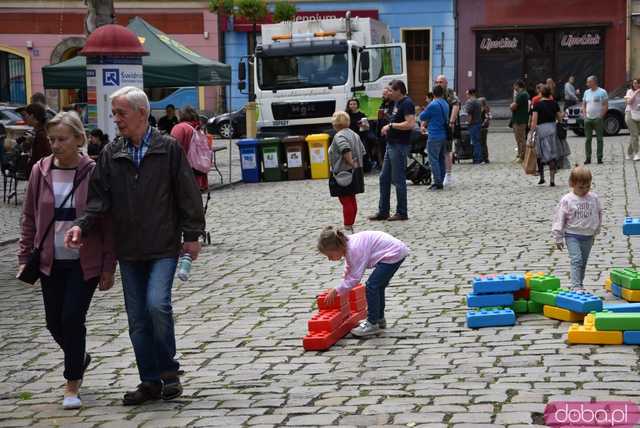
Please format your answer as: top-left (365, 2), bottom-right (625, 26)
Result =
top-left (1, 132), bottom-right (640, 427)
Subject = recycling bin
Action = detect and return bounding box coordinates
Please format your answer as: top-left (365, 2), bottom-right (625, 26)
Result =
top-left (282, 135), bottom-right (310, 180)
top-left (306, 133), bottom-right (331, 179)
top-left (260, 137), bottom-right (286, 181)
top-left (236, 138), bottom-right (261, 183)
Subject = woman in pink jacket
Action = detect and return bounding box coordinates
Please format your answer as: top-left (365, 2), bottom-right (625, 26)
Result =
top-left (17, 112), bottom-right (116, 410)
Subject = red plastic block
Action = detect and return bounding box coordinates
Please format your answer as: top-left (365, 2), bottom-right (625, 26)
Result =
top-left (349, 284), bottom-right (366, 302)
top-left (316, 291), bottom-right (349, 311)
top-left (514, 287), bottom-right (531, 300)
top-left (307, 309), bottom-right (349, 333)
top-left (350, 298), bottom-right (367, 312)
top-left (303, 308), bottom-right (368, 351)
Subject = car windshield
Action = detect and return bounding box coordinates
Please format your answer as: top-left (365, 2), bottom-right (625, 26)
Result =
top-left (257, 52), bottom-right (348, 90)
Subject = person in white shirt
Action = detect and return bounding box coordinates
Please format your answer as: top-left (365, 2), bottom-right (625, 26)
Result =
top-left (581, 76), bottom-right (608, 164)
top-left (564, 76), bottom-right (578, 108)
top-left (551, 166), bottom-right (603, 290)
top-left (624, 79), bottom-right (640, 161)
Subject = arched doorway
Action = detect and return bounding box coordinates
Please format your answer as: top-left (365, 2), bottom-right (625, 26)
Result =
top-left (50, 37), bottom-right (86, 109)
top-left (0, 45), bottom-right (31, 104)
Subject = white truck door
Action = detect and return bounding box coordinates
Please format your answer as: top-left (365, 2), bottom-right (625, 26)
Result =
top-left (356, 43), bottom-right (407, 118)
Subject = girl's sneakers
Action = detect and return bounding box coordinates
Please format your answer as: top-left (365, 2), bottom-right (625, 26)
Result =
top-left (351, 320), bottom-right (382, 337)
top-left (63, 395), bottom-right (81, 410)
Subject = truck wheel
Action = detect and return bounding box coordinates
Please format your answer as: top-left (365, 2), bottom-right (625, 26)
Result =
top-left (218, 121), bottom-right (235, 139)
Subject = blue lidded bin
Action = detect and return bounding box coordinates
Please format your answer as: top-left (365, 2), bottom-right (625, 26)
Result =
top-left (236, 138), bottom-right (261, 183)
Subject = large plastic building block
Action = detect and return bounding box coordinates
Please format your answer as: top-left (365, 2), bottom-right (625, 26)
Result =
top-left (471, 274), bottom-right (524, 294)
top-left (513, 287), bottom-right (530, 300)
top-left (348, 284), bottom-right (367, 312)
top-left (512, 299), bottom-right (529, 314)
top-left (610, 268), bottom-right (640, 290)
top-left (621, 287), bottom-right (640, 302)
top-left (467, 292), bottom-right (514, 308)
top-left (530, 288), bottom-right (569, 306)
top-left (595, 312), bottom-right (640, 331)
top-left (603, 303), bottom-right (640, 313)
top-left (623, 217), bottom-right (640, 236)
top-left (543, 305), bottom-right (584, 322)
top-left (317, 290), bottom-right (350, 312)
top-left (568, 323), bottom-right (623, 345)
top-left (528, 300), bottom-right (544, 314)
top-left (524, 271), bottom-right (545, 288)
top-left (555, 291), bottom-right (603, 314)
top-left (623, 331), bottom-right (640, 344)
top-left (303, 308), bottom-right (367, 351)
top-left (466, 308), bottom-right (516, 329)
top-left (611, 283), bottom-right (623, 298)
top-left (604, 277), bottom-right (612, 292)
top-left (307, 309), bottom-right (349, 333)
top-left (529, 275), bottom-right (561, 292)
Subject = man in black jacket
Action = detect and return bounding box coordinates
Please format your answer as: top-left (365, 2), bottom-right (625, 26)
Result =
top-left (65, 86), bottom-right (205, 406)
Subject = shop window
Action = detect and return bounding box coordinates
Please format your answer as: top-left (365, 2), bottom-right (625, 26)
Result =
top-left (0, 51), bottom-right (27, 104)
top-left (525, 32), bottom-right (554, 56)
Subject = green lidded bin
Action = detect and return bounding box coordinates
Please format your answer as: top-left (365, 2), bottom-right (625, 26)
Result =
top-left (259, 137), bottom-right (285, 181)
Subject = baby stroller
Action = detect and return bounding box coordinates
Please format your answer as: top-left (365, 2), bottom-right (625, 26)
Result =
top-left (453, 122), bottom-right (474, 163)
top-left (405, 131), bottom-right (432, 185)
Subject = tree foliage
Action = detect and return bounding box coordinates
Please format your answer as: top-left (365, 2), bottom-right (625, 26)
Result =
top-left (273, 1), bottom-right (297, 23)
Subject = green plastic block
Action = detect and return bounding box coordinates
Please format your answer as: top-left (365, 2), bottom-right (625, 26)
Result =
top-left (468, 306), bottom-right (503, 313)
top-left (527, 300), bottom-right (544, 314)
top-left (594, 312), bottom-right (640, 331)
top-left (512, 299), bottom-right (529, 314)
top-left (530, 288), bottom-right (569, 306)
top-left (610, 268), bottom-right (640, 290)
top-left (529, 275), bottom-right (561, 292)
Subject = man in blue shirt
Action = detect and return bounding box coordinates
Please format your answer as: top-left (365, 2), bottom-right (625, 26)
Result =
top-left (419, 85), bottom-right (449, 189)
top-left (369, 80), bottom-right (415, 221)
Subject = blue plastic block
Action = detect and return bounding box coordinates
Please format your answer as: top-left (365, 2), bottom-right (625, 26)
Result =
top-left (466, 308), bottom-right (516, 329)
top-left (603, 303), bottom-right (640, 313)
top-left (623, 331), bottom-right (640, 344)
top-left (555, 291), bottom-right (603, 313)
top-left (612, 283), bottom-right (623, 298)
top-left (467, 292), bottom-right (514, 308)
top-left (472, 274), bottom-right (525, 294)
top-left (623, 217), bottom-right (640, 235)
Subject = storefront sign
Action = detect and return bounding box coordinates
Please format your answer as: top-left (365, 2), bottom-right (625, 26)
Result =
top-left (477, 33), bottom-right (521, 55)
top-left (225, 10), bottom-right (379, 32)
top-left (479, 36), bottom-right (518, 51)
top-left (558, 29), bottom-right (604, 50)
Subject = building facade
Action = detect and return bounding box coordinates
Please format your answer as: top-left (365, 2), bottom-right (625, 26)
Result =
top-left (456, 0), bottom-right (628, 103)
top-left (222, 0), bottom-right (455, 110)
top-left (0, 0), bottom-right (222, 113)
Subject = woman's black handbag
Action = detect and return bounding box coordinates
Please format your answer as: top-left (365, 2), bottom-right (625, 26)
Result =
top-left (556, 122), bottom-right (568, 140)
top-left (18, 168), bottom-right (90, 284)
top-left (329, 167), bottom-right (365, 197)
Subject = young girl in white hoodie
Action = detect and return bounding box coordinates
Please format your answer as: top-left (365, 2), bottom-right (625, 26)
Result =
top-left (551, 165), bottom-right (603, 290)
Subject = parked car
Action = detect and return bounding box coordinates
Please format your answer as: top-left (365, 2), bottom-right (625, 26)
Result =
top-left (206, 107), bottom-right (246, 139)
top-left (565, 85), bottom-right (627, 137)
top-left (0, 104), bottom-right (27, 126)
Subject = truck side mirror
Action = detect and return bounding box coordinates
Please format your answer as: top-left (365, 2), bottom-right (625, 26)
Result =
top-left (238, 81), bottom-right (246, 91)
top-left (361, 52), bottom-right (370, 82)
top-left (238, 62), bottom-right (246, 82)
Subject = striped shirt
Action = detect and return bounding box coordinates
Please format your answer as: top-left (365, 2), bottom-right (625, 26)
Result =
top-left (126, 127), bottom-right (152, 168)
top-left (51, 166), bottom-right (79, 260)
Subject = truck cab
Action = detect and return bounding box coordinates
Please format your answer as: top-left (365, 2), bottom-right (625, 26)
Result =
top-left (240, 16), bottom-right (407, 138)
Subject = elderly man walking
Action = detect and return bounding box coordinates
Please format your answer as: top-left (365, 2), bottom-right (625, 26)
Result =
top-left (582, 75), bottom-right (608, 164)
top-left (65, 86), bottom-right (205, 405)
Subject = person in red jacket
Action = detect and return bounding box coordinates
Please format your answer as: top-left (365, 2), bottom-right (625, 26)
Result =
top-left (171, 105), bottom-right (208, 190)
top-left (18, 111), bottom-right (116, 410)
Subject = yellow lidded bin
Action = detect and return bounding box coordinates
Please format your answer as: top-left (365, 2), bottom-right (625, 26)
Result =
top-left (305, 133), bottom-right (331, 179)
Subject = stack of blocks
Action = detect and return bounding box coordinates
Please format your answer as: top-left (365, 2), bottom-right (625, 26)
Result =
top-left (528, 274), bottom-right (603, 322)
top-left (303, 284), bottom-right (367, 351)
top-left (466, 274), bottom-right (524, 328)
top-left (606, 268), bottom-right (640, 302)
top-left (568, 309), bottom-right (640, 345)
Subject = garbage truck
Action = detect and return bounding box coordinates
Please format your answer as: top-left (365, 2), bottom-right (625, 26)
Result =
top-left (238, 14), bottom-right (407, 138)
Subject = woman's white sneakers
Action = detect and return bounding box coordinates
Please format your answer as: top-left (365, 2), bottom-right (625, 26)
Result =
top-left (63, 395), bottom-right (82, 410)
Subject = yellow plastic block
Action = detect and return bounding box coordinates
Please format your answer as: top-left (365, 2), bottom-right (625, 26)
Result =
top-left (567, 324), bottom-right (623, 345)
top-left (604, 277), bottom-right (612, 292)
top-left (524, 271), bottom-right (545, 289)
top-left (621, 287), bottom-right (640, 302)
top-left (543, 305), bottom-right (584, 322)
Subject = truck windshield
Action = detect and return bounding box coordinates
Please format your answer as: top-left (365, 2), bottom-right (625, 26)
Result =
top-left (258, 53), bottom-right (348, 90)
